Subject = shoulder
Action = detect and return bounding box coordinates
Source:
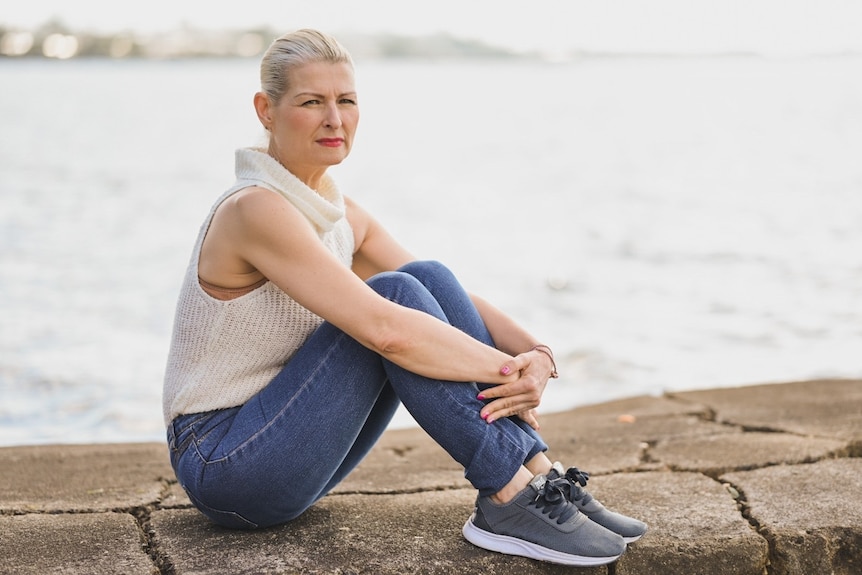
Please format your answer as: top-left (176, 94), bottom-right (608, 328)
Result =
top-left (343, 194), bottom-right (363, 217)
top-left (222, 186), bottom-right (305, 225)
top-left (214, 186), bottom-right (315, 244)
top-left (225, 186), bottom-right (283, 214)
top-left (344, 194), bottom-right (372, 235)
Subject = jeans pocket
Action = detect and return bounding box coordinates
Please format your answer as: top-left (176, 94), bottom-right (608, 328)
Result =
top-left (168, 412), bottom-right (213, 463)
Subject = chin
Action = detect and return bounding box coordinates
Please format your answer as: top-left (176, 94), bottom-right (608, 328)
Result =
top-left (325, 153), bottom-right (349, 166)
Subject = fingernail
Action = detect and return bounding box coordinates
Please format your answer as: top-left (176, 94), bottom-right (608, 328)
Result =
top-left (477, 394), bottom-right (485, 400)
top-left (481, 412), bottom-right (488, 420)
top-left (486, 417), bottom-right (495, 424)
top-left (501, 366), bottom-right (511, 375)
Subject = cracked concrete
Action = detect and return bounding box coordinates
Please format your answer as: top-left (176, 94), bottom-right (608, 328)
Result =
top-left (1, 379), bottom-right (860, 574)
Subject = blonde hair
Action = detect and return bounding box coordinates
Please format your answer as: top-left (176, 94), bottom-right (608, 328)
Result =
top-left (259, 29), bottom-right (354, 105)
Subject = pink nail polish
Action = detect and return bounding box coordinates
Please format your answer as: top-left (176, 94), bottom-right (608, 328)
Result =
top-left (481, 412), bottom-right (488, 420)
top-left (477, 394), bottom-right (485, 401)
top-left (501, 366), bottom-right (511, 375)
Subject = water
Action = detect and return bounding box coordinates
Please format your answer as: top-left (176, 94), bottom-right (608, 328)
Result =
top-left (1, 55), bottom-right (861, 447)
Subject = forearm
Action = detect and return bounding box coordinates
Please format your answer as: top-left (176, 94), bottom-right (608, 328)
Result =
top-left (371, 305), bottom-right (515, 384)
top-left (469, 293), bottom-right (545, 355)
top-left (470, 293), bottom-right (558, 381)
top-left (468, 293), bottom-right (558, 426)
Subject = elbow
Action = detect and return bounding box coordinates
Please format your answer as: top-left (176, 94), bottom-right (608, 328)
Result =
top-left (352, 296), bottom-right (423, 358)
top-left (366, 324), bottom-right (413, 358)
top-left (360, 306), bottom-right (416, 357)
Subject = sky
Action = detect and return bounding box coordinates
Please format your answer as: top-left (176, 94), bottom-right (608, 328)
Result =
top-left (4, 0), bottom-right (862, 56)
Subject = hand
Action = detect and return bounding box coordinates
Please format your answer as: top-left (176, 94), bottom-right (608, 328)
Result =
top-left (478, 349), bottom-right (554, 427)
top-left (517, 408), bottom-right (541, 431)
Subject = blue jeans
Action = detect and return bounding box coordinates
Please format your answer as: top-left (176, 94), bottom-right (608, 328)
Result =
top-left (167, 260), bottom-right (548, 529)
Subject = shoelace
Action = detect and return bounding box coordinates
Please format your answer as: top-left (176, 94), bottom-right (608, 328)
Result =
top-left (531, 481), bottom-right (579, 524)
top-left (550, 467), bottom-right (595, 506)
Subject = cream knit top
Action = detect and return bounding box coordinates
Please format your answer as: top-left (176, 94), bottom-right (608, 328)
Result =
top-left (162, 147), bottom-right (354, 425)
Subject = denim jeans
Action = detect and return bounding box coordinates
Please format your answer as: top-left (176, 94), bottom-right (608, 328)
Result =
top-left (167, 260), bottom-right (548, 529)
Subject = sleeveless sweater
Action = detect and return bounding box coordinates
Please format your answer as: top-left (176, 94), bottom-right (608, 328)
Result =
top-left (162, 147), bottom-right (355, 425)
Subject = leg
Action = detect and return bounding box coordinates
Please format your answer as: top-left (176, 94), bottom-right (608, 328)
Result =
top-left (397, 261), bottom-right (548, 464)
top-left (394, 263), bottom-right (628, 564)
top-left (168, 262), bottom-right (548, 526)
top-left (363, 268), bottom-right (542, 497)
top-left (169, 320), bottom-right (400, 529)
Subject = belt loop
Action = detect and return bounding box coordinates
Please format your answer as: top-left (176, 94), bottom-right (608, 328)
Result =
top-left (167, 420), bottom-right (178, 451)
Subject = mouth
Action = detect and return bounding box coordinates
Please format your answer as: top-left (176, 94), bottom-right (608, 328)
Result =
top-left (317, 138), bottom-right (344, 148)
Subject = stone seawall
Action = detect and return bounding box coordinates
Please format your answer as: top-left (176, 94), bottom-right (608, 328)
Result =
top-left (1, 379), bottom-right (860, 574)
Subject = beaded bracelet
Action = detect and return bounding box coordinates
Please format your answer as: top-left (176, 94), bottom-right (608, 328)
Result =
top-left (530, 344), bottom-right (559, 378)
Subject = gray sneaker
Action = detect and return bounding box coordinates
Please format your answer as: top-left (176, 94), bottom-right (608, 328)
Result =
top-left (547, 462), bottom-right (648, 542)
top-left (462, 474), bottom-right (626, 566)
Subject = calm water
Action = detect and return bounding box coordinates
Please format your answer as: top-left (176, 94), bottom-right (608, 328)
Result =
top-left (1, 55), bottom-right (860, 446)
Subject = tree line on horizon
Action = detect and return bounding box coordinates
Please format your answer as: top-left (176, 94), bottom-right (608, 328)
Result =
top-left (0, 20), bottom-right (534, 61)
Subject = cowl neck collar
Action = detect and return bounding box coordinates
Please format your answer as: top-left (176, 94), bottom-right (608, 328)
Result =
top-left (234, 147), bottom-right (345, 233)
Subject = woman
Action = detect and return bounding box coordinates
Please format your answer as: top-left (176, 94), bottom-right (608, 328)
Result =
top-left (163, 29), bottom-right (645, 567)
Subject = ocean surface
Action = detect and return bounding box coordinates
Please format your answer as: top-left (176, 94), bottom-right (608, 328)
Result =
top-left (1, 55), bottom-right (860, 447)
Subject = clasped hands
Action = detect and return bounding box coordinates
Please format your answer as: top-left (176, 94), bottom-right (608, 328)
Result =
top-left (477, 348), bottom-right (556, 430)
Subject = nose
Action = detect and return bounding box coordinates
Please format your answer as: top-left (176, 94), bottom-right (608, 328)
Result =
top-left (323, 103), bottom-right (342, 129)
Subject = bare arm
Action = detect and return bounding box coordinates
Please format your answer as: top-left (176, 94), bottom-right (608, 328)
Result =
top-left (470, 293), bottom-right (558, 428)
top-left (345, 195), bottom-right (414, 279)
top-left (343, 195), bottom-right (556, 426)
top-left (217, 187), bottom-right (516, 385)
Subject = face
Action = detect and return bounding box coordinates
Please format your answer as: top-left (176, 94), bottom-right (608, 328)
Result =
top-left (256, 61), bottom-right (359, 187)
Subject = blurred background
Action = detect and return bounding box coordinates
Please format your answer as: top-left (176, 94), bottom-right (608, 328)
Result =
top-left (2, 0), bottom-right (861, 446)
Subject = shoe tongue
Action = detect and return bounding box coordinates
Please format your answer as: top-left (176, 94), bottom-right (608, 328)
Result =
top-left (529, 474), bottom-right (547, 493)
top-left (548, 461), bottom-right (565, 479)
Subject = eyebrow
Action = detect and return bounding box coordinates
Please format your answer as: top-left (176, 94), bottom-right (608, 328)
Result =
top-left (293, 91), bottom-right (357, 99)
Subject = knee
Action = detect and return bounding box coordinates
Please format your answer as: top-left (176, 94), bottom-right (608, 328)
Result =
top-left (366, 270), bottom-right (426, 299)
top-left (399, 259), bottom-right (451, 281)
top-left (398, 260), bottom-right (463, 295)
top-left (366, 270), bottom-right (446, 320)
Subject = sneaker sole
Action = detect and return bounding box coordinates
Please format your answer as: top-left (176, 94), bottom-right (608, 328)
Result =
top-left (462, 518), bottom-right (624, 567)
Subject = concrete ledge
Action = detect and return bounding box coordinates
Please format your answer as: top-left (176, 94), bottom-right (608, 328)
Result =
top-left (0, 513), bottom-right (156, 575)
top-left (1, 379), bottom-right (860, 574)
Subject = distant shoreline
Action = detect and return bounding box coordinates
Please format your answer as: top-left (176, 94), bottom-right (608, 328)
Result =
top-left (3, 23), bottom-right (860, 61)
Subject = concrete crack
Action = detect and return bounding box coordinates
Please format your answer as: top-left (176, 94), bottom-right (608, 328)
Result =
top-left (638, 439), bottom-right (658, 465)
top-left (128, 504), bottom-right (176, 575)
top-left (718, 478), bottom-right (773, 575)
top-left (331, 484), bottom-right (468, 497)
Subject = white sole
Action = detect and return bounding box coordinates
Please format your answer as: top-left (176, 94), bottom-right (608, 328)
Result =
top-left (462, 519), bottom-right (624, 567)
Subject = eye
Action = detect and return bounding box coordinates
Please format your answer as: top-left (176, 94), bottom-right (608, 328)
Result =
top-left (339, 98), bottom-right (357, 105)
top-left (301, 99), bottom-right (321, 106)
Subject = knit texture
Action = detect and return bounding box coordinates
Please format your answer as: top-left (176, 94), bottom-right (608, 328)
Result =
top-left (162, 147), bottom-right (354, 425)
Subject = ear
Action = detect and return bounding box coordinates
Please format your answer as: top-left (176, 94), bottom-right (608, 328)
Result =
top-left (253, 92), bottom-right (272, 130)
